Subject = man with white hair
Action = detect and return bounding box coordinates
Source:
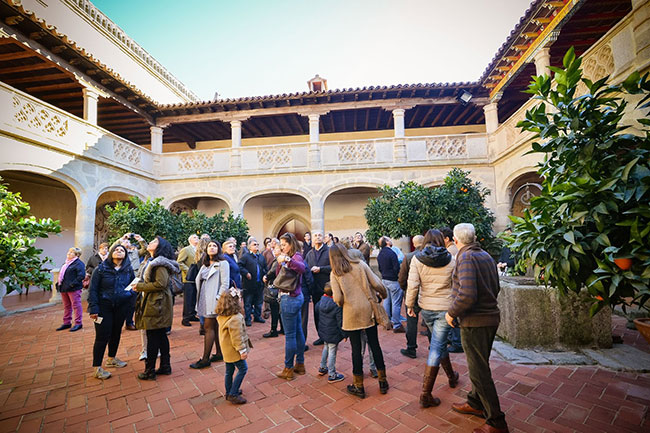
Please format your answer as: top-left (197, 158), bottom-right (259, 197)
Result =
top-left (445, 223), bottom-right (508, 433)
top-left (180, 234), bottom-right (200, 326)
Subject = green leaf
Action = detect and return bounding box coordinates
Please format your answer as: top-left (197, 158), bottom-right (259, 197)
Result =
top-left (563, 231), bottom-right (576, 245)
top-left (622, 157), bottom-right (640, 182)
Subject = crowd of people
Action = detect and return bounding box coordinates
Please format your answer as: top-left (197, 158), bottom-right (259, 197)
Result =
top-left (54, 225), bottom-right (508, 432)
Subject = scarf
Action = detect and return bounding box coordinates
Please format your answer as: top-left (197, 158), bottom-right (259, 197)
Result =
top-left (58, 257), bottom-right (77, 284)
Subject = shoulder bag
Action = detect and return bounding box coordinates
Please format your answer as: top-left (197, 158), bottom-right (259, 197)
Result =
top-left (358, 271), bottom-right (390, 328)
top-left (274, 265), bottom-right (298, 293)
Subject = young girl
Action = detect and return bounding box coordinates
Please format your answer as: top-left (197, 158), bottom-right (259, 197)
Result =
top-left (216, 288), bottom-right (251, 404)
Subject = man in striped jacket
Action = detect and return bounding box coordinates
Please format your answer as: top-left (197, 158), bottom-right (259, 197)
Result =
top-left (445, 223), bottom-right (509, 433)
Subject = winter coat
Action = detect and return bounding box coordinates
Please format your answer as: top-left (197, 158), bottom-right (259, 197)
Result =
top-left (406, 245), bottom-right (455, 311)
top-left (177, 244), bottom-right (196, 282)
top-left (330, 261), bottom-right (387, 331)
top-left (218, 313), bottom-right (251, 363)
top-left (305, 245), bottom-right (331, 296)
top-left (353, 242), bottom-right (371, 264)
top-left (316, 295), bottom-right (345, 344)
top-left (224, 253), bottom-right (241, 288)
top-left (238, 252), bottom-right (267, 291)
top-left (111, 239), bottom-right (147, 273)
top-left (58, 258), bottom-right (85, 292)
top-left (377, 246), bottom-right (399, 281)
top-left (134, 256), bottom-right (179, 330)
top-left (195, 260), bottom-right (229, 317)
top-left (85, 253), bottom-right (105, 277)
top-left (88, 259), bottom-right (136, 315)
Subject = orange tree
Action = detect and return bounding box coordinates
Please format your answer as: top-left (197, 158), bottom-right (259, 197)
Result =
top-left (364, 168), bottom-right (498, 253)
top-left (507, 48), bottom-right (650, 314)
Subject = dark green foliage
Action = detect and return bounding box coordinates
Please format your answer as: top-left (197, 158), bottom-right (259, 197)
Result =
top-left (507, 47), bottom-right (650, 314)
top-left (0, 177), bottom-right (62, 294)
top-left (105, 196), bottom-right (248, 249)
top-left (364, 168), bottom-right (497, 252)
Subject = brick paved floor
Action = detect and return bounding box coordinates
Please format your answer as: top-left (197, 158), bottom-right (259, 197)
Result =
top-left (0, 301), bottom-right (648, 432)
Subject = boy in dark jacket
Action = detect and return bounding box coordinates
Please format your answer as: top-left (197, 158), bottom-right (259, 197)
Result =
top-left (316, 283), bottom-right (346, 383)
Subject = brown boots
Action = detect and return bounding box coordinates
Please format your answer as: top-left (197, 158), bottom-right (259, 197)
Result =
top-left (420, 358), bottom-right (459, 408)
top-left (294, 363), bottom-right (306, 375)
top-left (377, 369), bottom-right (389, 394)
top-left (420, 366), bottom-right (441, 407)
top-left (440, 356), bottom-right (459, 388)
top-left (347, 374), bottom-right (365, 398)
top-left (276, 367), bottom-right (295, 380)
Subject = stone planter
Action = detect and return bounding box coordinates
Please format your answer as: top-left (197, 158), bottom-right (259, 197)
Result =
top-left (497, 276), bottom-right (612, 349)
top-left (634, 318), bottom-right (650, 345)
top-left (0, 282), bottom-right (7, 316)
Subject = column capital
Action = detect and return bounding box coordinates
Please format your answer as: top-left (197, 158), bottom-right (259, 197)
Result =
top-left (296, 108), bottom-right (330, 117)
top-left (230, 119), bottom-right (243, 128)
top-left (533, 47), bottom-right (551, 76)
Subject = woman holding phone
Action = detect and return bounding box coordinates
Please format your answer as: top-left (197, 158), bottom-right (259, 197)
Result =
top-left (88, 243), bottom-right (136, 380)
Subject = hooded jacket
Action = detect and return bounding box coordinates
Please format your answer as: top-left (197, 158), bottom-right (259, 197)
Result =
top-left (316, 295), bottom-right (345, 344)
top-left (405, 245), bottom-right (455, 311)
top-left (87, 259), bottom-right (136, 315)
top-left (134, 256), bottom-right (179, 330)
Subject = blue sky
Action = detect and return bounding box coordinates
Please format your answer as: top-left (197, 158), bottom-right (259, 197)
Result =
top-left (92, 0), bottom-right (533, 101)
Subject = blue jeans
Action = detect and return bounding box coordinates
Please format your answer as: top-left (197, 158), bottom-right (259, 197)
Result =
top-left (320, 342), bottom-right (339, 378)
top-left (280, 293), bottom-right (305, 368)
top-left (382, 279), bottom-right (403, 329)
top-left (244, 284), bottom-right (263, 322)
top-left (224, 359), bottom-right (248, 397)
top-left (420, 310), bottom-right (452, 367)
top-left (448, 326), bottom-right (462, 349)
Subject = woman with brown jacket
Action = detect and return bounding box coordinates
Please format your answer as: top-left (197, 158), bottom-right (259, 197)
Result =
top-left (406, 229), bottom-right (458, 408)
top-left (329, 243), bottom-right (388, 398)
top-left (133, 236), bottom-right (179, 381)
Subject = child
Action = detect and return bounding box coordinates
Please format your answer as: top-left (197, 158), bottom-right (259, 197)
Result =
top-left (316, 283), bottom-right (346, 383)
top-left (216, 288), bottom-right (251, 404)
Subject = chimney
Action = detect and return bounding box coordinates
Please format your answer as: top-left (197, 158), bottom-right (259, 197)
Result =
top-left (307, 74), bottom-right (328, 92)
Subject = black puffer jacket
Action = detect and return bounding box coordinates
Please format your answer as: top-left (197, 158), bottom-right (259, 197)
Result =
top-left (88, 259), bottom-right (136, 314)
top-left (316, 295), bottom-right (345, 344)
top-left (59, 259), bottom-right (86, 293)
top-left (414, 246), bottom-right (452, 268)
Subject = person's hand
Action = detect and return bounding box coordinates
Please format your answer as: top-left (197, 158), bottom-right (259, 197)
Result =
top-left (122, 233), bottom-right (129, 240)
top-left (311, 266), bottom-right (320, 273)
top-left (277, 254), bottom-right (287, 264)
top-left (240, 352), bottom-right (248, 360)
top-left (407, 307), bottom-right (416, 318)
top-left (246, 273), bottom-right (252, 280)
top-left (445, 312), bottom-right (455, 327)
top-left (90, 314), bottom-right (98, 321)
top-left (262, 275), bottom-right (268, 283)
top-left (134, 234), bottom-right (143, 242)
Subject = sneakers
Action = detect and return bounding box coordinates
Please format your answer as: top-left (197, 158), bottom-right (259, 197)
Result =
top-left (392, 326), bottom-right (406, 334)
top-left (93, 367), bottom-right (111, 380)
top-left (328, 373), bottom-right (345, 383)
top-left (105, 357), bottom-right (127, 368)
top-left (370, 369), bottom-right (378, 378)
top-left (400, 349), bottom-right (417, 359)
top-left (318, 367), bottom-right (328, 376)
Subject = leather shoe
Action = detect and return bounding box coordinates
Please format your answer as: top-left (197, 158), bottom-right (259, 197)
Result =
top-left (400, 349), bottom-right (417, 359)
top-left (125, 324), bottom-right (137, 331)
top-left (56, 324), bottom-right (71, 331)
top-left (472, 423), bottom-right (509, 433)
top-left (188, 316), bottom-right (200, 322)
top-left (392, 326), bottom-right (406, 334)
top-left (69, 324), bottom-right (83, 332)
top-left (181, 320), bottom-right (192, 327)
top-left (452, 402), bottom-right (485, 418)
top-left (263, 331), bottom-right (279, 338)
top-left (253, 317), bottom-right (266, 323)
top-left (245, 321), bottom-right (252, 327)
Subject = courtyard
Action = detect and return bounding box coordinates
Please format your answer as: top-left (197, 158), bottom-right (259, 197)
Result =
top-left (0, 300), bottom-right (648, 433)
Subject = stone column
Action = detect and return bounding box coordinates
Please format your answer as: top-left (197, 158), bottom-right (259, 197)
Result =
top-left (308, 114), bottom-right (321, 168)
top-left (310, 199), bottom-right (324, 234)
top-left (150, 126), bottom-right (163, 153)
top-left (74, 193), bottom-right (97, 263)
top-left (82, 87), bottom-right (99, 125)
top-left (534, 48), bottom-right (551, 76)
top-left (483, 102), bottom-right (499, 134)
top-left (392, 108), bottom-right (405, 138)
top-left (632, 0), bottom-right (650, 62)
top-left (230, 120), bottom-right (242, 170)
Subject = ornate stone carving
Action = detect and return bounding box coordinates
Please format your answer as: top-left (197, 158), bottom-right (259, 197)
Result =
top-left (178, 153), bottom-right (213, 172)
top-left (338, 142), bottom-right (376, 164)
top-left (258, 148), bottom-right (291, 169)
top-left (113, 140), bottom-right (141, 167)
top-left (425, 136), bottom-right (467, 159)
top-left (12, 96), bottom-right (69, 137)
top-left (583, 43), bottom-right (615, 82)
top-left (504, 108), bottom-right (528, 146)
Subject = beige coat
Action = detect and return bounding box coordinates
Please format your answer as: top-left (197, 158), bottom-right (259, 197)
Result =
top-left (218, 313), bottom-right (251, 363)
top-left (331, 261), bottom-right (387, 331)
top-left (177, 244), bottom-right (196, 282)
top-left (405, 256), bottom-right (455, 311)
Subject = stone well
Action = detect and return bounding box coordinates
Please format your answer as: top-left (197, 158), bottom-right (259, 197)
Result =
top-left (497, 276), bottom-right (612, 349)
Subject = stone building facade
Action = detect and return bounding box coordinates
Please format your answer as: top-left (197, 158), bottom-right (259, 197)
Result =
top-left (0, 0), bottom-right (648, 271)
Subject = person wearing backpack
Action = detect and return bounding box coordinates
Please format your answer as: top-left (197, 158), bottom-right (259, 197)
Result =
top-left (133, 236), bottom-right (179, 380)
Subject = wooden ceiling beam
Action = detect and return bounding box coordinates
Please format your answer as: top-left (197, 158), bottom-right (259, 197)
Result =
top-left (24, 82), bottom-right (80, 92)
top-left (277, 115), bottom-right (293, 135)
top-left (288, 115), bottom-right (304, 135)
top-left (452, 105), bottom-right (473, 126)
top-left (329, 113), bottom-right (335, 133)
top-left (364, 108), bottom-right (370, 130)
top-left (375, 110), bottom-right (382, 130)
top-left (0, 62), bottom-right (58, 74)
top-left (1, 73), bottom-right (69, 84)
top-left (464, 107), bottom-right (484, 124)
top-left (266, 117), bottom-right (284, 135)
top-left (252, 118), bottom-right (273, 137)
top-left (243, 119), bottom-right (264, 137)
top-left (34, 91), bottom-right (82, 100)
top-left (407, 106), bottom-right (421, 128)
top-left (0, 51), bottom-right (36, 61)
top-left (441, 105), bottom-right (462, 126)
top-left (418, 106), bottom-right (436, 128)
top-left (431, 106), bottom-right (447, 126)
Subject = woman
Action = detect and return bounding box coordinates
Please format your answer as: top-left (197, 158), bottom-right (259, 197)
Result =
top-left (190, 240), bottom-right (229, 369)
top-left (55, 247), bottom-right (86, 332)
top-left (405, 229), bottom-right (458, 408)
top-left (193, 235), bottom-right (212, 337)
top-left (329, 243), bottom-right (388, 398)
top-left (88, 244), bottom-right (135, 379)
top-left (223, 239), bottom-right (242, 291)
top-left (133, 236), bottom-right (179, 380)
top-left (262, 242), bottom-right (284, 338)
top-left (275, 232), bottom-right (306, 380)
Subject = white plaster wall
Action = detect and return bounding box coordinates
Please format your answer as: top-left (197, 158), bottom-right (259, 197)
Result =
top-left (323, 191), bottom-right (378, 239)
top-left (196, 197), bottom-right (230, 217)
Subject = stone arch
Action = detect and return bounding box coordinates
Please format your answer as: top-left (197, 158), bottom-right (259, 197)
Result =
top-left (241, 191), bottom-right (312, 241)
top-left (271, 213), bottom-right (311, 239)
top-left (0, 162), bottom-right (85, 202)
top-left (319, 180), bottom-right (385, 205)
top-left (239, 187), bottom-right (314, 210)
top-left (96, 185), bottom-right (146, 202)
top-left (506, 171), bottom-right (543, 218)
top-left (94, 189), bottom-right (142, 249)
top-left (323, 185), bottom-right (381, 239)
top-left (162, 192), bottom-right (233, 212)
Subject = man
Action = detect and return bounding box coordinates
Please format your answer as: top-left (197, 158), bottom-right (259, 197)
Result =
top-left (398, 235), bottom-right (427, 358)
top-left (303, 232), bottom-right (312, 257)
top-left (112, 233), bottom-right (147, 330)
top-left (441, 226), bottom-right (462, 352)
top-left (263, 238), bottom-right (279, 267)
top-left (305, 231), bottom-right (331, 346)
top-left (445, 223), bottom-right (509, 433)
top-left (85, 242), bottom-right (109, 278)
top-left (239, 237), bottom-right (267, 326)
top-left (352, 232), bottom-right (371, 264)
top-left (377, 236), bottom-right (405, 333)
top-left (179, 234), bottom-right (200, 327)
